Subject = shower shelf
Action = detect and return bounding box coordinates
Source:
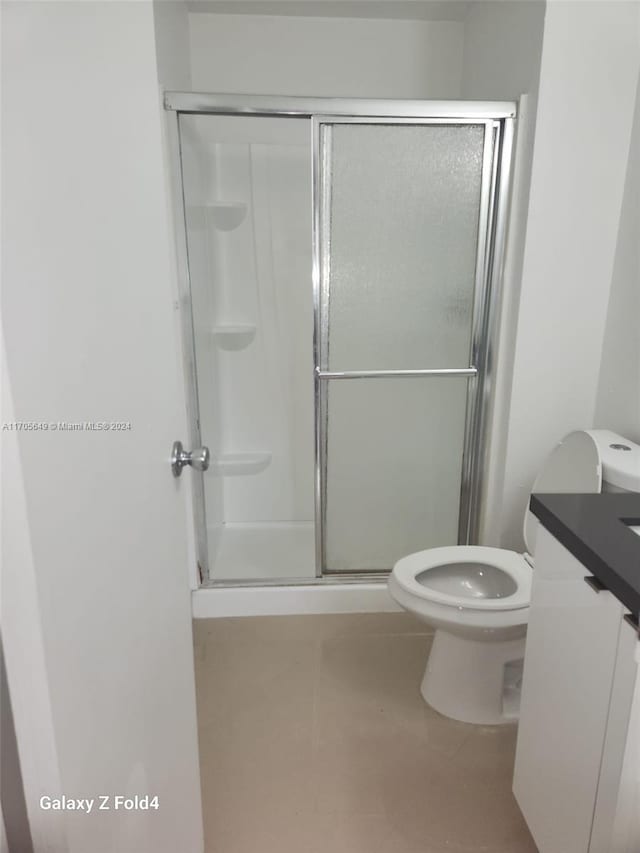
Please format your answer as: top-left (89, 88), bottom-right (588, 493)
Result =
top-left (211, 324), bottom-right (256, 350)
top-left (212, 452), bottom-right (271, 476)
top-left (204, 202), bottom-right (248, 232)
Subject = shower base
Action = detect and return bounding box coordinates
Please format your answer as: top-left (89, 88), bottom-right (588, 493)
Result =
top-left (208, 521), bottom-right (316, 582)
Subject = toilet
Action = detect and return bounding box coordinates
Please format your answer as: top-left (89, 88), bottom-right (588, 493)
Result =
top-left (388, 429), bottom-right (640, 726)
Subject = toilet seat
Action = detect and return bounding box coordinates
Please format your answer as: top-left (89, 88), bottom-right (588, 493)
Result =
top-left (392, 546), bottom-right (531, 611)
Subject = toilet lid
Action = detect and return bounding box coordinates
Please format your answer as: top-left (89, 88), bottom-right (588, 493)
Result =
top-left (524, 430), bottom-right (602, 555)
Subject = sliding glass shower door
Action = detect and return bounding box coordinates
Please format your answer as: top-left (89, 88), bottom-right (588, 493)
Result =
top-left (315, 119), bottom-right (501, 574)
top-left (167, 93), bottom-right (514, 584)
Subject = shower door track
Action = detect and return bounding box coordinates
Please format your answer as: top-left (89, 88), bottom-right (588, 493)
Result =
top-left (164, 92), bottom-right (515, 120)
top-left (165, 93), bottom-right (516, 586)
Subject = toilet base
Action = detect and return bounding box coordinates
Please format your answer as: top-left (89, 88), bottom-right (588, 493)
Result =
top-left (421, 629), bottom-right (525, 725)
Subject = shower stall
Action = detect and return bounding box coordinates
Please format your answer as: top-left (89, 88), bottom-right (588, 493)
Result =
top-left (167, 93), bottom-right (514, 587)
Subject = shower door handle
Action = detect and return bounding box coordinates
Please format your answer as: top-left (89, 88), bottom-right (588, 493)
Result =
top-left (171, 440), bottom-right (210, 477)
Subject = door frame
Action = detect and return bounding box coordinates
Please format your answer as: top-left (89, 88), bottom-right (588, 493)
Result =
top-left (164, 93), bottom-right (516, 583)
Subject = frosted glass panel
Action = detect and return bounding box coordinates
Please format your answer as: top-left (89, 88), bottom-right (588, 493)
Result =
top-left (324, 124), bottom-right (485, 370)
top-left (324, 379), bottom-right (468, 572)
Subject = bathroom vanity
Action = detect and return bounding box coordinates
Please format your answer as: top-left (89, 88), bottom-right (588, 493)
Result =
top-left (513, 493), bottom-right (640, 853)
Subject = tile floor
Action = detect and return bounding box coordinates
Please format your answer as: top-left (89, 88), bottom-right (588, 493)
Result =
top-left (193, 613), bottom-right (537, 853)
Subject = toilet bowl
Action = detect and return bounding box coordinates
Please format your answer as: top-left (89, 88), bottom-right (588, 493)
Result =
top-left (389, 546), bottom-right (531, 725)
top-left (388, 430), bottom-right (640, 726)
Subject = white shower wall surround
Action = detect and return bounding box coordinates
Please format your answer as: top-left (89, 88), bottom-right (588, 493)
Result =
top-left (181, 115), bottom-right (315, 580)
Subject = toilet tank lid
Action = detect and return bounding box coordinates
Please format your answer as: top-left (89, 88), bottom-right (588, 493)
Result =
top-left (585, 430), bottom-right (640, 492)
top-left (524, 430), bottom-right (602, 556)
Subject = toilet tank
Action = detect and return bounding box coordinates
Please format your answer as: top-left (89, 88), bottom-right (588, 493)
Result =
top-left (587, 430), bottom-right (640, 493)
top-left (524, 429), bottom-right (640, 557)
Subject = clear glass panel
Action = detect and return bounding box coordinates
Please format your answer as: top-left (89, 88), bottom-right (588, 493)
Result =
top-left (323, 123), bottom-right (485, 371)
top-left (324, 378), bottom-right (468, 572)
top-left (179, 114), bottom-right (315, 582)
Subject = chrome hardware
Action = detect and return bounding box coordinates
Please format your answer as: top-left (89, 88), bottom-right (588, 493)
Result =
top-left (584, 575), bottom-right (608, 594)
top-left (171, 440), bottom-right (210, 477)
top-left (315, 367), bottom-right (477, 380)
top-left (164, 91), bottom-right (517, 120)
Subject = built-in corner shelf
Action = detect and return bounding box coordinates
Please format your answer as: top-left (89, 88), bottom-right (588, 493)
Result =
top-left (205, 202), bottom-right (247, 232)
top-left (212, 324), bottom-right (256, 351)
top-left (212, 452), bottom-right (271, 476)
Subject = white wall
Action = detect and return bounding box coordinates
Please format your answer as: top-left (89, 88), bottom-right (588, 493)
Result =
top-left (461, 1), bottom-right (546, 101)
top-left (594, 75), bottom-right (640, 443)
top-left (188, 11), bottom-right (464, 97)
top-left (1, 343), bottom-right (64, 851)
top-left (2, 2), bottom-right (203, 850)
top-left (499, 0), bottom-right (640, 551)
top-left (153, 0), bottom-right (191, 90)
top-left (0, 641), bottom-right (33, 852)
top-left (459, 1), bottom-right (546, 545)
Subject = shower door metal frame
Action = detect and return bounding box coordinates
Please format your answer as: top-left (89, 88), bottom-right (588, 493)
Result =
top-left (164, 92), bottom-right (515, 586)
top-left (313, 114), bottom-right (513, 577)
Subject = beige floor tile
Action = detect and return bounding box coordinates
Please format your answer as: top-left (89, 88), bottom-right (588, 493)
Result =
top-left (195, 614), bottom-right (537, 853)
top-left (315, 811), bottom-right (429, 853)
top-left (196, 627), bottom-right (317, 722)
top-left (380, 733), bottom-right (535, 852)
top-left (203, 809), bottom-right (326, 853)
top-left (314, 632), bottom-right (473, 756)
top-left (196, 612), bottom-right (430, 646)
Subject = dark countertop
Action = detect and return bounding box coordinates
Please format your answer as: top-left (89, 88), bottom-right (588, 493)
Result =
top-left (530, 493), bottom-right (640, 618)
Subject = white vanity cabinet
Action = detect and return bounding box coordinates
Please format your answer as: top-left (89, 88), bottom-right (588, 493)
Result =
top-left (513, 525), bottom-right (640, 853)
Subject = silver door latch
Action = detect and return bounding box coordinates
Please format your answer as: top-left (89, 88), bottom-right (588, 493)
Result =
top-left (171, 440), bottom-right (210, 477)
